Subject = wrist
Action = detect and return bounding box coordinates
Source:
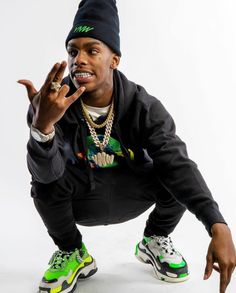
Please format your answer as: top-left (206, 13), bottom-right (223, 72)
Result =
top-left (32, 117), bottom-right (54, 135)
top-left (32, 123), bottom-right (54, 135)
top-left (211, 223), bottom-right (229, 236)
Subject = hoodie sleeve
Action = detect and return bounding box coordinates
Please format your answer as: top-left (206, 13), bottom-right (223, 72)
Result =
top-left (26, 105), bottom-right (66, 184)
top-left (143, 98), bottom-right (227, 236)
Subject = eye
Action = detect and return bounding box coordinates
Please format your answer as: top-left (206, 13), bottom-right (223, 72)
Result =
top-left (67, 49), bottom-right (78, 57)
top-left (89, 48), bottom-right (99, 55)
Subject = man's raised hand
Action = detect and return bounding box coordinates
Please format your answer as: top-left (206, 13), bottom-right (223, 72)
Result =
top-left (18, 61), bottom-right (85, 134)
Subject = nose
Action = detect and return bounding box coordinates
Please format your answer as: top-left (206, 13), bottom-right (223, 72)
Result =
top-left (75, 51), bottom-right (88, 66)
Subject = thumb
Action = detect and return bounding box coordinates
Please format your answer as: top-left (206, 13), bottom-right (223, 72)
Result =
top-left (204, 254), bottom-right (214, 280)
top-left (17, 79), bottom-right (38, 102)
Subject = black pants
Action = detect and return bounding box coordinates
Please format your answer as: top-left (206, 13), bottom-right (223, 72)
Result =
top-left (31, 164), bottom-right (186, 251)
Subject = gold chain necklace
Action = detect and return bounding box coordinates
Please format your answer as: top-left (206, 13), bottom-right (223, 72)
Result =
top-left (81, 99), bottom-right (115, 167)
top-left (81, 99), bottom-right (114, 129)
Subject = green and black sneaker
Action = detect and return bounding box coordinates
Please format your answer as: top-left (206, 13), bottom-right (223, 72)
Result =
top-left (38, 242), bottom-right (97, 293)
top-left (135, 235), bottom-right (189, 283)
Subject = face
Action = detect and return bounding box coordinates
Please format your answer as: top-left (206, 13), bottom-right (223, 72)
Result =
top-left (67, 37), bottom-right (120, 95)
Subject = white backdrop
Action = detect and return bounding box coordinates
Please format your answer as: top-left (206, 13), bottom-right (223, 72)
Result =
top-left (0, 1), bottom-right (236, 292)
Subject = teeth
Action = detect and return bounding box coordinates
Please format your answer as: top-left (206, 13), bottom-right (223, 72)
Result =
top-left (74, 72), bottom-right (92, 78)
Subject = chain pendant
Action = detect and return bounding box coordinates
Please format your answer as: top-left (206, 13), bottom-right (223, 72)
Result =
top-left (81, 100), bottom-right (115, 167)
top-left (92, 152), bottom-right (114, 167)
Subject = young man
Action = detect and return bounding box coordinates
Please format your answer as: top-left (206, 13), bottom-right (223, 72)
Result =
top-left (19, 0), bottom-right (236, 293)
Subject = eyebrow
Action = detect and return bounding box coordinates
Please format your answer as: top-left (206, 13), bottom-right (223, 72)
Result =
top-left (67, 41), bottom-right (102, 49)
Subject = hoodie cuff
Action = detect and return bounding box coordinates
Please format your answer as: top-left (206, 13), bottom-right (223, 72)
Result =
top-left (197, 204), bottom-right (227, 237)
top-left (28, 134), bottom-right (57, 159)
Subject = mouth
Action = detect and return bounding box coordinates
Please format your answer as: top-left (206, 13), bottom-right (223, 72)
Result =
top-left (72, 71), bottom-right (94, 83)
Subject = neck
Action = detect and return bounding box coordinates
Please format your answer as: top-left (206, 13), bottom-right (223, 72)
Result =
top-left (82, 83), bottom-right (113, 108)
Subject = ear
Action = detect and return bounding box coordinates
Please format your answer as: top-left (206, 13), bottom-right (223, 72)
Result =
top-left (110, 54), bottom-right (120, 69)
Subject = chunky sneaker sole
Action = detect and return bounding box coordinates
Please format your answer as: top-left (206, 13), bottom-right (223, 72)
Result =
top-left (135, 241), bottom-right (189, 283)
top-left (38, 256), bottom-right (98, 293)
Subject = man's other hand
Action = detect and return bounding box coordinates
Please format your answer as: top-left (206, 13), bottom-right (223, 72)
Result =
top-left (204, 223), bottom-right (236, 293)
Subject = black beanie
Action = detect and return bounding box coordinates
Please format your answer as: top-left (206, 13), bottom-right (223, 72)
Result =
top-left (66, 0), bottom-right (121, 56)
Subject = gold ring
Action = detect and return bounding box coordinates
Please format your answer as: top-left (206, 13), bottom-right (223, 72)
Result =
top-left (50, 81), bottom-right (61, 92)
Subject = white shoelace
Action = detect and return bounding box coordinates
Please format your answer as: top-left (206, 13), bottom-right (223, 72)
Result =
top-left (151, 236), bottom-right (177, 256)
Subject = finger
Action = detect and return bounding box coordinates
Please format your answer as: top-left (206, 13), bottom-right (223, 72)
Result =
top-left (220, 268), bottom-right (229, 293)
top-left (213, 264), bottom-right (220, 273)
top-left (204, 254), bottom-right (214, 280)
top-left (17, 79), bottom-right (38, 101)
top-left (57, 84), bottom-right (70, 99)
top-left (64, 86), bottom-right (86, 107)
top-left (53, 61), bottom-right (67, 83)
top-left (41, 62), bottom-right (61, 92)
top-left (226, 264), bottom-right (235, 284)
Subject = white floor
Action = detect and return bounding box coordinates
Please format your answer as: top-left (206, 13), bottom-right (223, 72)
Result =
top-left (2, 1), bottom-right (236, 292)
top-left (1, 189), bottom-right (236, 293)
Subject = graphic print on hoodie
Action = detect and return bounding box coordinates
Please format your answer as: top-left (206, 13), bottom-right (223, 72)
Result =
top-left (76, 114), bottom-right (134, 169)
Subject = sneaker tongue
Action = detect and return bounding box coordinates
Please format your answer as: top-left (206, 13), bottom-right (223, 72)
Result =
top-left (79, 247), bottom-right (85, 258)
top-left (144, 236), bottom-right (152, 244)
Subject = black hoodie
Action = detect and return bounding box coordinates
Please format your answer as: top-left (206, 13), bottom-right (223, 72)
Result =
top-left (26, 69), bottom-right (226, 236)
